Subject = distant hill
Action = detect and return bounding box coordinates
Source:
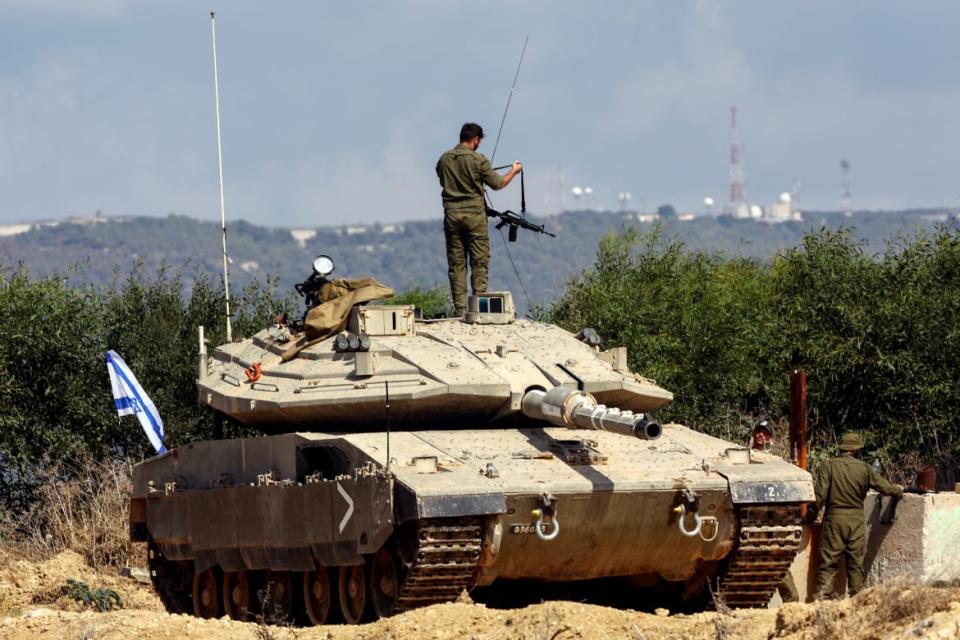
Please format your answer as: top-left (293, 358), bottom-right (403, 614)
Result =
top-left (1, 208), bottom-right (957, 311)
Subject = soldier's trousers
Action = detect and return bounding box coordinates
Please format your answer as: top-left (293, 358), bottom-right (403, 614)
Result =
top-left (444, 210), bottom-right (489, 309)
top-left (778, 571), bottom-right (799, 603)
top-left (814, 513), bottom-right (867, 598)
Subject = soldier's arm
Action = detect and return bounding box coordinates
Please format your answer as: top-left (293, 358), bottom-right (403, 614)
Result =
top-left (869, 466), bottom-right (903, 497)
top-left (814, 462), bottom-right (831, 512)
top-left (499, 161), bottom-right (522, 188)
top-left (476, 155), bottom-right (507, 190)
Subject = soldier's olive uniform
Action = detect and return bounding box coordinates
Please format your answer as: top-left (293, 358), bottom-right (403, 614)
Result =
top-left (778, 570), bottom-right (799, 603)
top-left (436, 144), bottom-right (505, 310)
top-left (813, 455), bottom-right (902, 597)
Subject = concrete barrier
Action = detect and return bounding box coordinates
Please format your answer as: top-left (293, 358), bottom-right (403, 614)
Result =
top-left (864, 491), bottom-right (960, 586)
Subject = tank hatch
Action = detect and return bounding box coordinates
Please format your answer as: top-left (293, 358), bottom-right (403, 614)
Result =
top-left (465, 291), bottom-right (515, 325)
top-left (348, 305), bottom-right (415, 336)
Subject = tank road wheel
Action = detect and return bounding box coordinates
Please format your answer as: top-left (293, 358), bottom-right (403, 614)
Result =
top-left (192, 567), bottom-right (221, 619)
top-left (262, 571), bottom-right (295, 624)
top-left (303, 567), bottom-right (333, 625)
top-left (370, 549), bottom-right (400, 619)
top-left (338, 564), bottom-right (369, 624)
top-left (222, 571), bottom-right (252, 621)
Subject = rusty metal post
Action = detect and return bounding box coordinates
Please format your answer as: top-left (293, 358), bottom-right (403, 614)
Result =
top-left (790, 369), bottom-right (808, 471)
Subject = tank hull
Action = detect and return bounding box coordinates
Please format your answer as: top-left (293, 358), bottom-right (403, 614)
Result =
top-left (131, 424), bottom-right (812, 620)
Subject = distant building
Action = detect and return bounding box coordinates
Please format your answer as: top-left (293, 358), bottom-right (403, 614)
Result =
top-left (290, 229), bottom-right (317, 248)
top-left (0, 223), bottom-right (32, 237)
top-left (766, 193), bottom-right (802, 222)
top-left (724, 202), bottom-right (753, 218)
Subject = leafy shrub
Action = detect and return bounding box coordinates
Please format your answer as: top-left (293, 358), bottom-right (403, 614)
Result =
top-left (551, 225), bottom-right (960, 472)
top-left (384, 285), bottom-right (451, 318)
top-left (0, 264), bottom-right (293, 513)
top-left (61, 578), bottom-right (122, 612)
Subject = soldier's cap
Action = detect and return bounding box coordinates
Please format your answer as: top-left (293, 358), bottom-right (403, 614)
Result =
top-left (839, 432), bottom-right (864, 451)
top-left (754, 420), bottom-right (773, 436)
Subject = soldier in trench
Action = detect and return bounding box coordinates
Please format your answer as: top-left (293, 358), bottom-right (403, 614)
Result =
top-left (750, 421), bottom-right (800, 603)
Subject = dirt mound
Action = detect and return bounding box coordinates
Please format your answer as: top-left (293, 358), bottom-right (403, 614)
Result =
top-left (0, 550), bottom-right (161, 615)
top-left (0, 602), bottom-right (758, 640)
top-left (772, 582), bottom-right (960, 640)
top-left (3, 552), bottom-right (960, 640)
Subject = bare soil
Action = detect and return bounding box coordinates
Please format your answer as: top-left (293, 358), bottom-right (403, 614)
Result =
top-left (2, 551), bottom-right (960, 640)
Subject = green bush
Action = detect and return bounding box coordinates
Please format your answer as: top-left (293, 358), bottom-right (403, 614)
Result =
top-left (0, 264), bottom-right (294, 513)
top-left (551, 225), bottom-right (960, 469)
top-left (384, 285), bottom-right (451, 318)
top-left (3, 223), bottom-right (960, 515)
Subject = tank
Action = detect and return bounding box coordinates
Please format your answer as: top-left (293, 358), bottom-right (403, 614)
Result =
top-left (130, 256), bottom-right (814, 624)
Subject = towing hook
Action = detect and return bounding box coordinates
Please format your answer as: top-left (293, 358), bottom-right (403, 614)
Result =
top-left (532, 493), bottom-right (560, 542)
top-left (673, 503), bottom-right (704, 538)
top-left (672, 488), bottom-right (720, 542)
top-left (673, 503), bottom-right (719, 541)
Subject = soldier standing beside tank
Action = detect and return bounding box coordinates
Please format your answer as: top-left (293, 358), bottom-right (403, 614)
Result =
top-left (812, 432), bottom-right (903, 599)
top-left (436, 122), bottom-right (522, 316)
top-left (750, 421), bottom-right (800, 604)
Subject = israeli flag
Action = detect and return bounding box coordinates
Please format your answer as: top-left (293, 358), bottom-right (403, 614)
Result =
top-left (105, 350), bottom-right (166, 454)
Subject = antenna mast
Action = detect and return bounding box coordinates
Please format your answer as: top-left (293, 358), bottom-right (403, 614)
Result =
top-left (729, 106), bottom-right (747, 217)
top-left (490, 35), bottom-right (529, 164)
top-left (840, 159), bottom-right (852, 215)
top-left (210, 12), bottom-right (233, 342)
top-left (385, 381), bottom-right (391, 473)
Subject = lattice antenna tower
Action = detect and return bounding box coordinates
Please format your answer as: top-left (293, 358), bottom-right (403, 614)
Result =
top-left (840, 159), bottom-right (852, 214)
top-left (729, 106), bottom-right (747, 213)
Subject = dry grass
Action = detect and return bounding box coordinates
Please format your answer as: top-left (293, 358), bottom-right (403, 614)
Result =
top-left (708, 583), bottom-right (736, 640)
top-left (17, 455), bottom-right (139, 570)
top-left (775, 580), bottom-right (960, 640)
top-left (853, 579), bottom-right (956, 626)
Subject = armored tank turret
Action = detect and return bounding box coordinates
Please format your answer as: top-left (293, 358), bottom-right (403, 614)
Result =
top-left (130, 256), bottom-right (814, 625)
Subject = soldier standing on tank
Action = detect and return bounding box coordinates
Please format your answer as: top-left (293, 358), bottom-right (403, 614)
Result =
top-left (436, 122), bottom-right (522, 316)
top-left (750, 420), bottom-right (800, 603)
top-left (812, 432), bottom-right (903, 599)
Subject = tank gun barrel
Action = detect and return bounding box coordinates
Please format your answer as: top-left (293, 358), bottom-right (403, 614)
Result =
top-left (521, 388), bottom-right (662, 439)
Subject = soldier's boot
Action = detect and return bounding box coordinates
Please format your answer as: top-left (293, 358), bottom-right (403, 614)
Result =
top-left (453, 306), bottom-right (465, 317)
top-left (811, 587), bottom-right (834, 601)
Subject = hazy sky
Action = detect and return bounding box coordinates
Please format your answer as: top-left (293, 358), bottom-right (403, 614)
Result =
top-left (2, 1), bottom-right (959, 227)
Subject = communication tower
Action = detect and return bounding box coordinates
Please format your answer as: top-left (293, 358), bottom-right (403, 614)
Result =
top-left (840, 159), bottom-right (852, 215)
top-left (728, 106), bottom-right (748, 217)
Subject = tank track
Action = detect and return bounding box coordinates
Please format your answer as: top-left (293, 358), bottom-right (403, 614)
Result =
top-left (147, 541), bottom-right (193, 614)
top-left (395, 518), bottom-right (482, 612)
top-left (716, 504), bottom-right (804, 608)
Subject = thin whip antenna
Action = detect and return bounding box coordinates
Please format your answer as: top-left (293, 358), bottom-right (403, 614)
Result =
top-left (485, 36), bottom-right (533, 312)
top-left (210, 11), bottom-right (233, 342)
top-left (490, 35), bottom-right (529, 164)
top-left (385, 380), bottom-right (391, 473)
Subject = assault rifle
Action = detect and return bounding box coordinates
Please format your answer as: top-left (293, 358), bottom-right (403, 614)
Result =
top-left (487, 165), bottom-right (555, 242)
top-left (486, 206), bottom-right (555, 241)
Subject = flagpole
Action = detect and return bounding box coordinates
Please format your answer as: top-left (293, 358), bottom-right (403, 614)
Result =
top-left (210, 11), bottom-right (233, 343)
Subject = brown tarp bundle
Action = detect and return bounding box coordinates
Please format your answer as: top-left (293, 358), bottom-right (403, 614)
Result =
top-left (281, 277), bottom-right (394, 361)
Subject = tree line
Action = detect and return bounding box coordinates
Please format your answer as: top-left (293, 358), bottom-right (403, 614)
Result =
top-left (2, 225), bottom-right (959, 520)
top-left (550, 226), bottom-right (960, 480)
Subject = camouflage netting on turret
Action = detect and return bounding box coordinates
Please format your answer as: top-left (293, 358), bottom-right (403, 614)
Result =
top-left (281, 277), bottom-right (393, 361)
